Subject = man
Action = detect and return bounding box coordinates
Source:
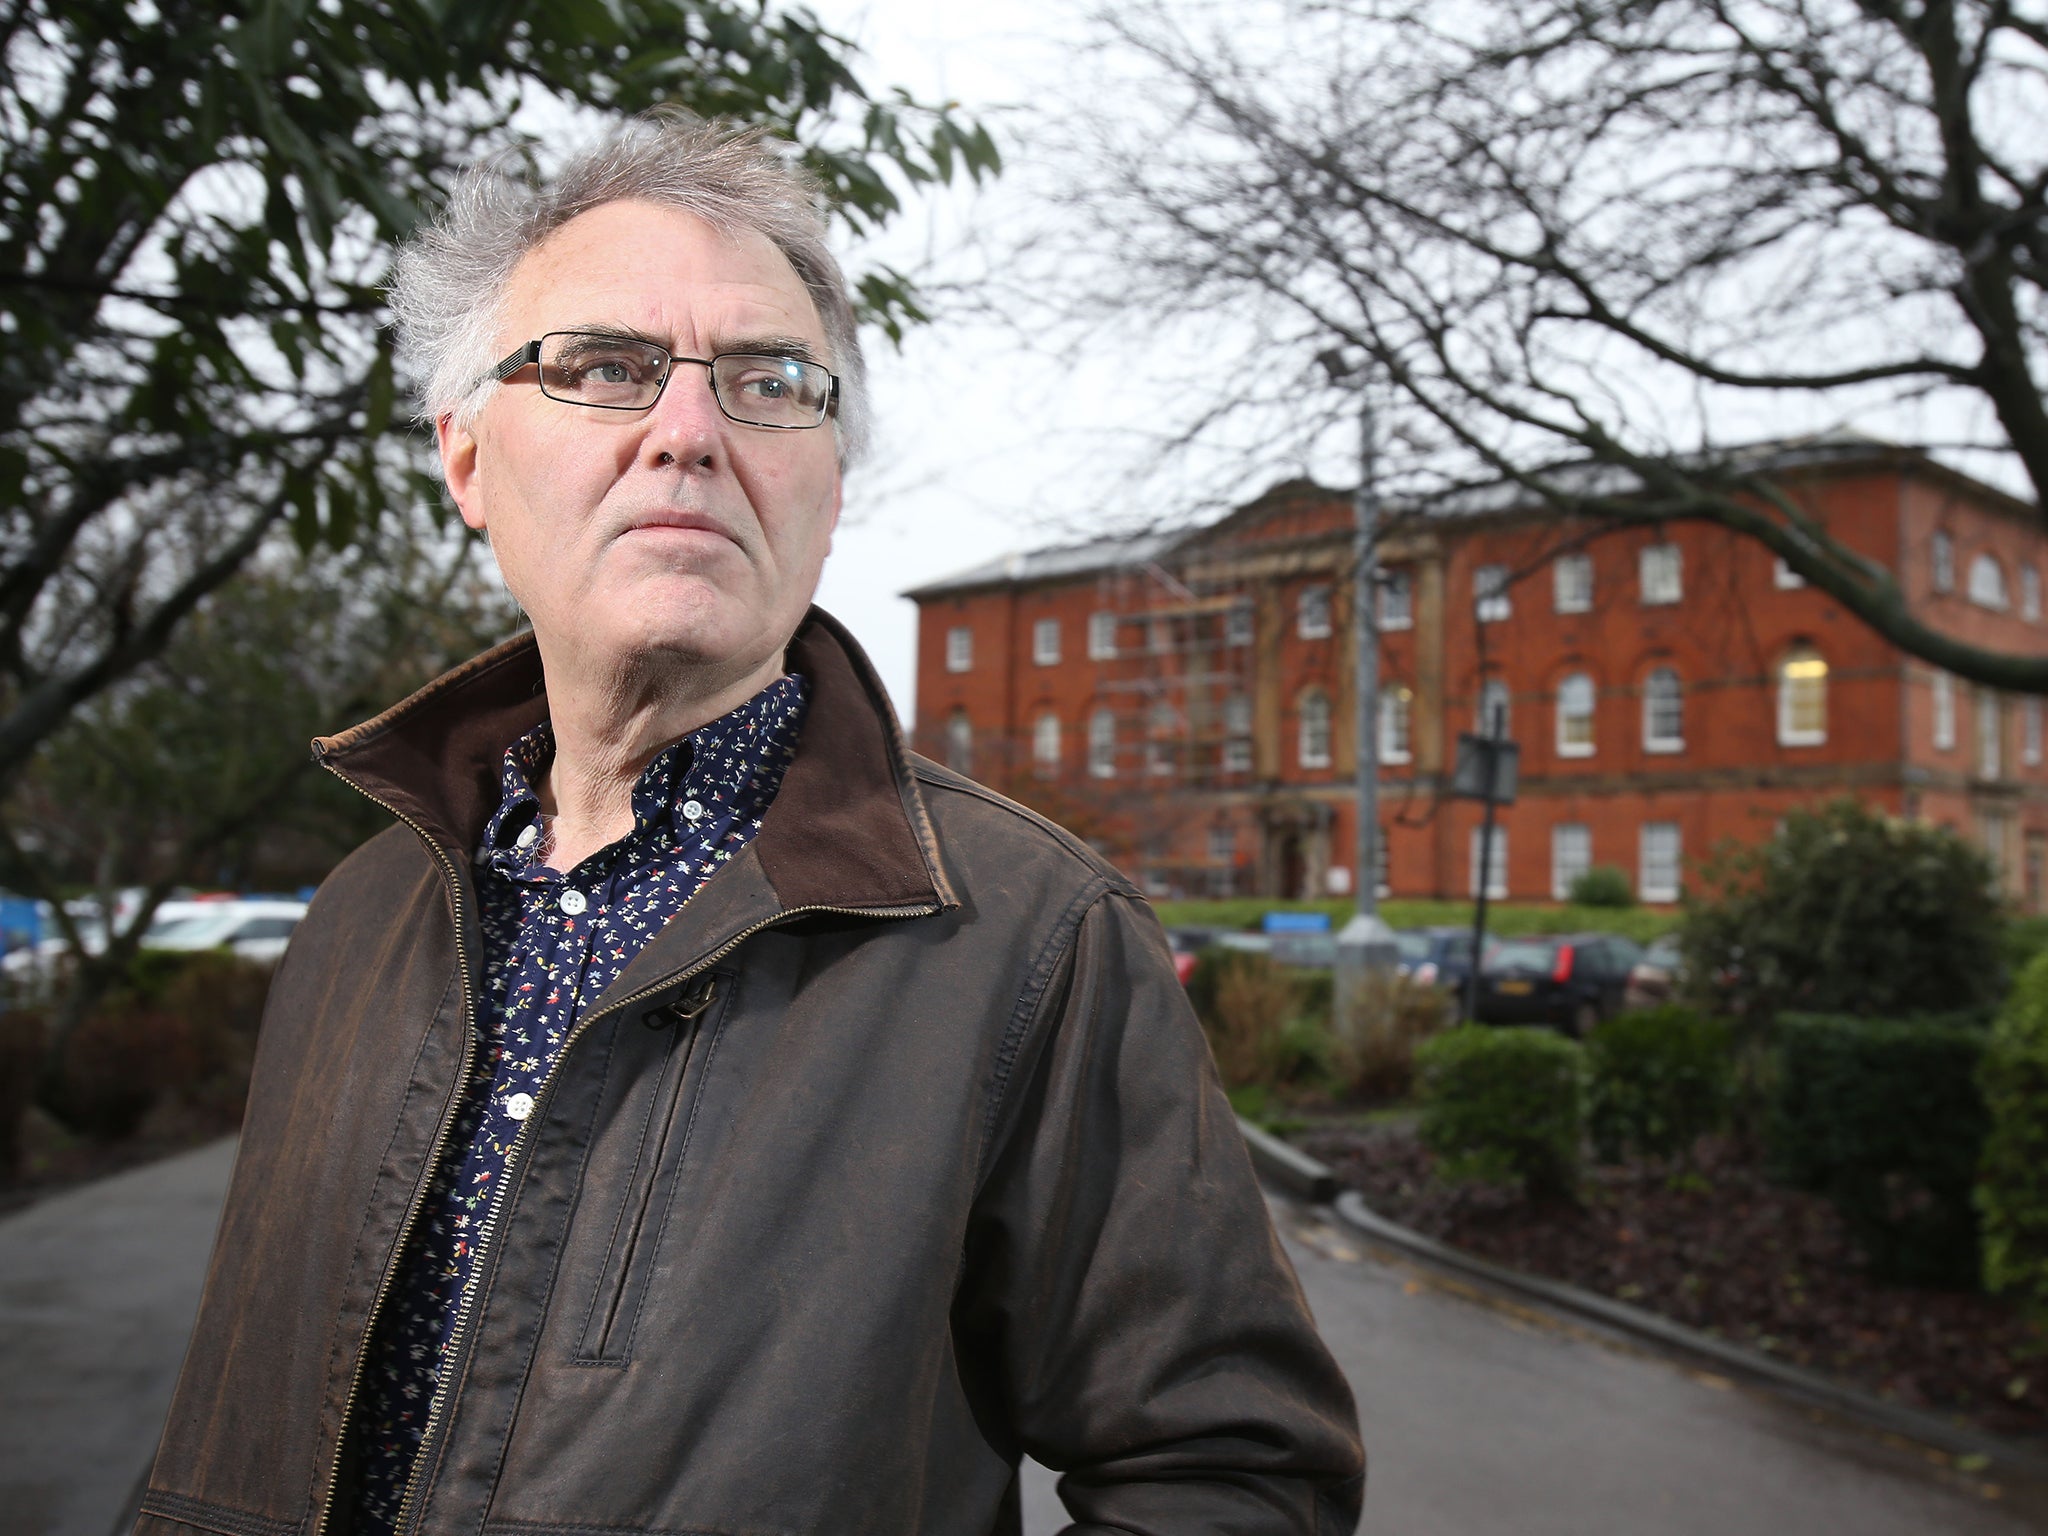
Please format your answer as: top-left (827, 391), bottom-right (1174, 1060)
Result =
top-left (136, 116), bottom-right (1364, 1535)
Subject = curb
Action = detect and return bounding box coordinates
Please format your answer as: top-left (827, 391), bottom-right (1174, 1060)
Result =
top-left (1238, 1119), bottom-right (2048, 1482)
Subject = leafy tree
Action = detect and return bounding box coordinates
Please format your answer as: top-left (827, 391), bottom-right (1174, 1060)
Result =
top-left (1061, 0), bottom-right (2047, 689)
top-left (0, 0), bottom-right (998, 798)
top-left (1679, 799), bottom-right (2007, 1027)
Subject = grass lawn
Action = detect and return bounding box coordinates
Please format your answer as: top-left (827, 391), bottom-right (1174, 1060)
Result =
top-left (1150, 896), bottom-right (1681, 943)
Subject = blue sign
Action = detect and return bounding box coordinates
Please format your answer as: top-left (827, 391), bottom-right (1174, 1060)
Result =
top-left (1262, 911), bottom-right (1332, 934)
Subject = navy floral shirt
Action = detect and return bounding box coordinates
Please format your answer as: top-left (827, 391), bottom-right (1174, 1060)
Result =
top-left (351, 674), bottom-right (808, 1535)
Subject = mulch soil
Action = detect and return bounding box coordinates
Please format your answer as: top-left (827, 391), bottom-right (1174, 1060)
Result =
top-left (1295, 1121), bottom-right (2048, 1447)
top-left (0, 1100), bottom-right (238, 1217)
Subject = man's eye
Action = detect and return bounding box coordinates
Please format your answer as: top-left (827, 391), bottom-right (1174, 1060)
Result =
top-left (734, 371), bottom-right (790, 399)
top-left (569, 353), bottom-right (653, 384)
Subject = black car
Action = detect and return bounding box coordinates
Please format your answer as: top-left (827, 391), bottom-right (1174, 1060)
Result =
top-left (1472, 932), bottom-right (1645, 1035)
top-left (1393, 926), bottom-right (1478, 1004)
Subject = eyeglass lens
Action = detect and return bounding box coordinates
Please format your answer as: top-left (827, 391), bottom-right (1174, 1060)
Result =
top-left (535, 332), bottom-right (830, 426)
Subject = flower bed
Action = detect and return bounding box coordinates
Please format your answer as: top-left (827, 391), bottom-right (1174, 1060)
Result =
top-left (1296, 1121), bottom-right (2048, 1445)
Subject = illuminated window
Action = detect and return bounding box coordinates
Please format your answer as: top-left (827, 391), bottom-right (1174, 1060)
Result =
top-left (1379, 685), bottom-right (1413, 764)
top-left (1556, 672), bottom-right (1596, 756)
top-left (1777, 649), bottom-right (1828, 746)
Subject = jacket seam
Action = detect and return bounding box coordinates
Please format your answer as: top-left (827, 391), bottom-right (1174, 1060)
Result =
top-left (138, 1490), bottom-right (305, 1536)
top-left (305, 959), bottom-right (461, 1521)
top-left (971, 877), bottom-right (1117, 1200)
top-left (314, 634), bottom-right (537, 760)
top-left (909, 758), bottom-right (1142, 897)
top-left (570, 1019), bottom-right (654, 1355)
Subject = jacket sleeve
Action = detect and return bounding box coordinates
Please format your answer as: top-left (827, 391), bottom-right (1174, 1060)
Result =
top-left (956, 888), bottom-right (1365, 1533)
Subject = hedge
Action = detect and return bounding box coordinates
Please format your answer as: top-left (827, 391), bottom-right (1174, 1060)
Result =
top-left (1980, 952), bottom-right (2048, 1314)
top-left (1769, 1012), bottom-right (1988, 1289)
top-left (1584, 1006), bottom-right (1732, 1164)
top-left (1415, 1024), bottom-right (1583, 1198)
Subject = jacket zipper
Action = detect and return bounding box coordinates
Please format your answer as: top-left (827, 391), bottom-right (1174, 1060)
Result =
top-left (385, 897), bottom-right (938, 1535)
top-left (309, 769), bottom-right (481, 1536)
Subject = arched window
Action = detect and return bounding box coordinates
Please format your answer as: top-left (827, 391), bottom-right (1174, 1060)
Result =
top-left (1642, 667), bottom-right (1683, 752)
top-left (1556, 672), bottom-right (1596, 756)
top-left (1087, 707), bottom-right (1117, 779)
top-left (1970, 553), bottom-right (2009, 610)
top-left (1777, 648), bottom-right (1828, 746)
top-left (1298, 690), bottom-right (1333, 769)
top-left (1032, 711), bottom-right (1061, 778)
top-left (945, 708), bottom-right (972, 774)
top-left (1379, 685), bottom-right (1413, 764)
top-left (1477, 678), bottom-right (1511, 739)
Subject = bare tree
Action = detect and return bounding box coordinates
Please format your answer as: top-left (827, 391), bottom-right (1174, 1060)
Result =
top-left (1058, 0), bottom-right (2048, 688)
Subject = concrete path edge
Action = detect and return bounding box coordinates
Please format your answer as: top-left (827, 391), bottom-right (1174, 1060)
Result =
top-left (1235, 1116), bottom-right (2048, 1482)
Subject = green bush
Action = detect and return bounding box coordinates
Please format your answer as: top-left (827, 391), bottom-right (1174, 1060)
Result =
top-left (1415, 1025), bottom-right (1583, 1199)
top-left (1681, 800), bottom-right (2006, 1028)
top-left (1334, 972), bottom-right (1454, 1103)
top-left (1769, 1011), bottom-right (1989, 1288)
top-left (1186, 948), bottom-right (1312, 1090)
top-left (1568, 865), bottom-right (1635, 909)
top-left (1585, 1006), bottom-right (1733, 1164)
top-left (1980, 951), bottom-right (2048, 1314)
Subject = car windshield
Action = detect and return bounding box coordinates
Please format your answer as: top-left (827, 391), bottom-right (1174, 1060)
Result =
top-left (1487, 938), bottom-right (1559, 973)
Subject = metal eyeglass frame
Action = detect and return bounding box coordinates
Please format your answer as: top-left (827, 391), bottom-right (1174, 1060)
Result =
top-left (488, 331), bottom-right (841, 429)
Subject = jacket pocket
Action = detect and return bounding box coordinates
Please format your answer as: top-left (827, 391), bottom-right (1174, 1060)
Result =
top-left (572, 970), bottom-right (733, 1364)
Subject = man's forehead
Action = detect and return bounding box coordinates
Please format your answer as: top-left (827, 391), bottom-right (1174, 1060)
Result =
top-left (501, 200), bottom-right (825, 349)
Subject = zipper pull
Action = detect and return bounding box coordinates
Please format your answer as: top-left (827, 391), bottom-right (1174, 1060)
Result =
top-left (644, 974), bottom-right (718, 1029)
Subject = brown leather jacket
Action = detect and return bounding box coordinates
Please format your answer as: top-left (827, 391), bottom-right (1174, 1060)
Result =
top-left (137, 610), bottom-right (1365, 1536)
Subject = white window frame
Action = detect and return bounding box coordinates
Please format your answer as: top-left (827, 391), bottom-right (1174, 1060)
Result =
top-left (1468, 826), bottom-right (1508, 900)
top-left (1475, 564), bottom-right (1512, 623)
top-left (1553, 553), bottom-right (1593, 615)
top-left (1476, 678), bottom-right (1511, 740)
top-left (1777, 650), bottom-right (1828, 746)
top-left (1032, 618), bottom-right (1061, 667)
top-left (945, 626), bottom-right (973, 674)
top-left (1087, 706), bottom-right (1117, 779)
top-left (1298, 691), bottom-right (1333, 769)
top-left (1969, 554), bottom-right (2010, 611)
top-left (2025, 566), bottom-right (2042, 623)
top-left (1934, 670), bottom-right (1956, 750)
top-left (945, 709), bottom-right (972, 774)
top-left (1222, 738), bottom-right (1253, 774)
top-left (1932, 530), bottom-right (1955, 593)
top-left (1640, 543), bottom-right (1683, 606)
top-left (1639, 822), bottom-right (1682, 903)
top-left (1979, 687), bottom-right (2003, 781)
top-left (2026, 697), bottom-right (2042, 767)
top-left (1551, 824), bottom-right (1591, 901)
top-left (1773, 556), bottom-right (1806, 589)
top-left (1297, 585), bottom-right (1333, 640)
top-left (1031, 711), bottom-right (1061, 777)
top-left (1379, 685), bottom-right (1413, 764)
top-left (1087, 611), bottom-right (1117, 661)
top-left (1556, 671), bottom-right (1596, 757)
top-left (1378, 569), bottom-right (1414, 631)
top-left (1642, 666), bottom-right (1684, 753)
top-left (1146, 701), bottom-right (1177, 777)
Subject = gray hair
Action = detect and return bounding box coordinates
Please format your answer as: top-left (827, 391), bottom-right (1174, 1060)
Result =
top-left (388, 113), bottom-right (869, 466)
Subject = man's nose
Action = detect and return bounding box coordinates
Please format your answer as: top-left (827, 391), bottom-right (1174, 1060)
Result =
top-left (640, 360), bottom-right (728, 468)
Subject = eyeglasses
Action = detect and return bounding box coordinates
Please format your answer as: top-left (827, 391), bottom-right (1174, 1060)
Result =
top-left (489, 331), bottom-right (840, 430)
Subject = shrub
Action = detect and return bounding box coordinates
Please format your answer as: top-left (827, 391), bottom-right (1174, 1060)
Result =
top-left (1980, 951), bottom-right (2048, 1315)
top-left (1334, 971), bottom-right (1453, 1103)
top-left (1681, 800), bottom-right (2006, 1029)
top-left (1415, 1025), bottom-right (1583, 1199)
top-left (1188, 948), bottom-right (1301, 1089)
top-left (1769, 1012), bottom-right (1988, 1288)
top-left (1568, 865), bottom-right (1634, 908)
top-left (1584, 1006), bottom-right (1732, 1164)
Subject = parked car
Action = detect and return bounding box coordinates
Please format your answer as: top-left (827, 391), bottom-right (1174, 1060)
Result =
top-left (1472, 932), bottom-right (1646, 1036)
top-left (1622, 933), bottom-right (1685, 1011)
top-left (142, 899), bottom-right (308, 964)
top-left (1393, 926), bottom-right (1478, 1003)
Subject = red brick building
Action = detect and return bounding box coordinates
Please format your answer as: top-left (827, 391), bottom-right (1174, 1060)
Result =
top-left (905, 440), bottom-right (2048, 909)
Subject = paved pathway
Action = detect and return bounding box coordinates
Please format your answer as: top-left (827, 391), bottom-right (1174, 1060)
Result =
top-left (7, 1144), bottom-right (2043, 1535)
top-left (0, 1139), bottom-right (236, 1536)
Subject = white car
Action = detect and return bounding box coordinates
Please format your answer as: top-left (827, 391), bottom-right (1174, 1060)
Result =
top-left (142, 900), bottom-right (309, 964)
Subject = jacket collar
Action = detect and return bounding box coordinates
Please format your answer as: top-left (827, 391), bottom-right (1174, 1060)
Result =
top-left (313, 606), bottom-right (956, 917)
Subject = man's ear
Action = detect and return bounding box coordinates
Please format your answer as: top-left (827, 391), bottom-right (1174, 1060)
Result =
top-left (438, 413), bottom-right (487, 532)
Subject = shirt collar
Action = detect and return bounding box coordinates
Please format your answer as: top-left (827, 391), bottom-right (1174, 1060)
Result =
top-left (477, 673), bottom-right (809, 872)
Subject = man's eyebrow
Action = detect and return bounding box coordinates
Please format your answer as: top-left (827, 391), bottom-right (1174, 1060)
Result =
top-left (714, 335), bottom-right (825, 365)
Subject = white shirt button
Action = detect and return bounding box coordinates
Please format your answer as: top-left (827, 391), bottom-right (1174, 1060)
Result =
top-left (515, 823), bottom-right (539, 849)
top-left (558, 889), bottom-right (588, 916)
top-left (504, 1092), bottom-right (535, 1121)
top-left (682, 799), bottom-right (705, 823)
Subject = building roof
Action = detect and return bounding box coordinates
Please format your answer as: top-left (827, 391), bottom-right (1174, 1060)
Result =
top-left (900, 531), bottom-right (1185, 600)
